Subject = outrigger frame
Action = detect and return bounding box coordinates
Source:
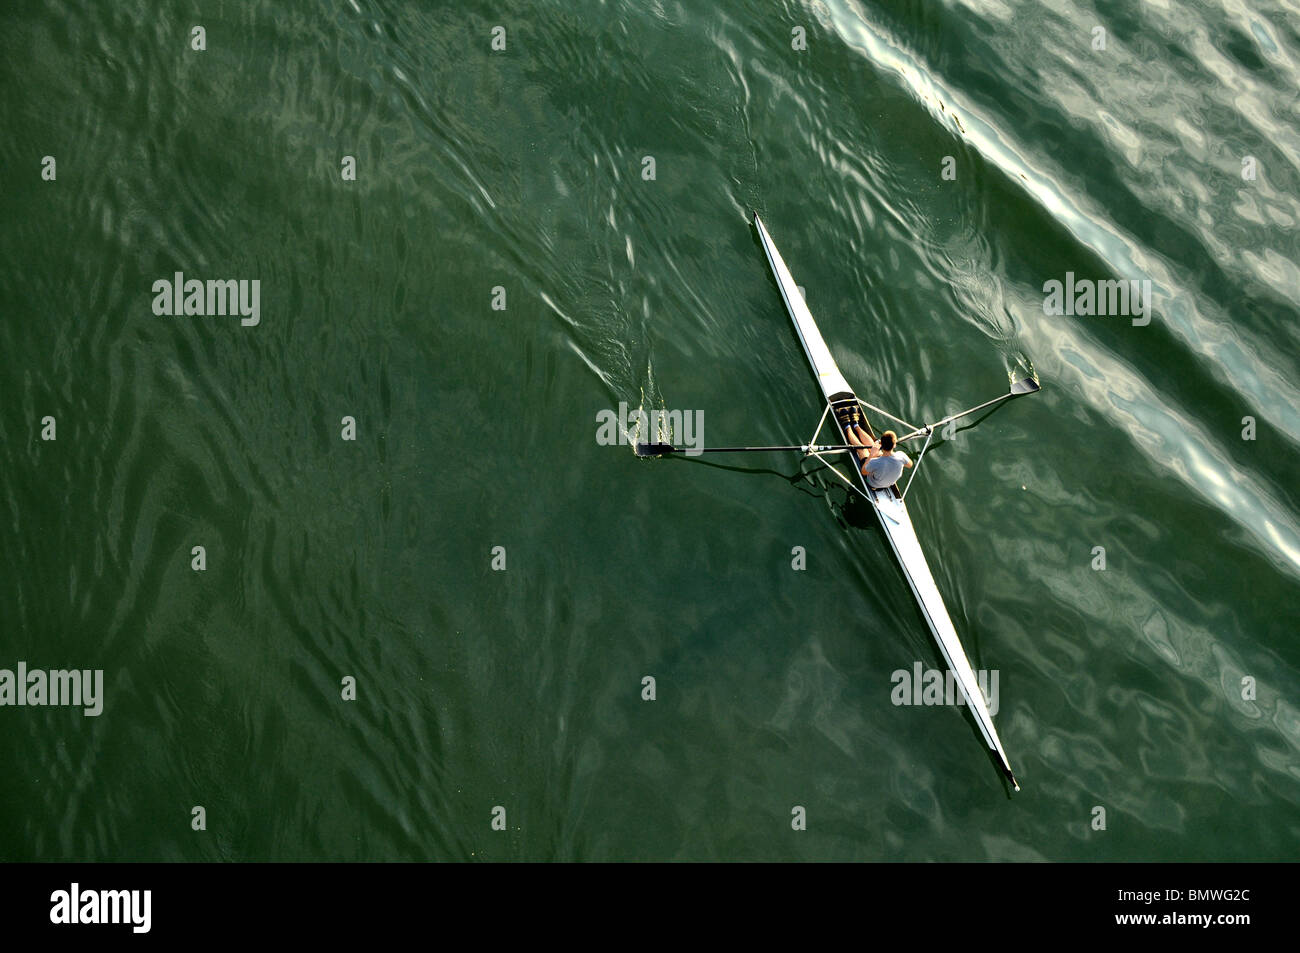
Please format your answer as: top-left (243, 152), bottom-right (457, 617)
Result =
top-left (802, 398), bottom-right (934, 504)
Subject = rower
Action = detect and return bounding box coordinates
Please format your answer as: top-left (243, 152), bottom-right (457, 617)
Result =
top-left (846, 425), bottom-right (913, 488)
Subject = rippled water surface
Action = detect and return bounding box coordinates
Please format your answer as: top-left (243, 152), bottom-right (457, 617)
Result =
top-left (1, 0), bottom-right (1298, 860)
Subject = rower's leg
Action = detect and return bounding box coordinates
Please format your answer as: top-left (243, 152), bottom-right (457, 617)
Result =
top-left (845, 424), bottom-right (871, 460)
top-left (834, 403), bottom-right (858, 434)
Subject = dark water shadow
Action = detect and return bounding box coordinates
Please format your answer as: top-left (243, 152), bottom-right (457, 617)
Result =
top-left (648, 451), bottom-right (880, 530)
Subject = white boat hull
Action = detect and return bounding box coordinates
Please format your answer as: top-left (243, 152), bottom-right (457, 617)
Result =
top-left (755, 213), bottom-right (1019, 790)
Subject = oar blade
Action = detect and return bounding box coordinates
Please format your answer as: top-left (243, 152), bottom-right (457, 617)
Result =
top-left (1010, 377), bottom-right (1040, 395)
top-left (635, 442), bottom-right (677, 457)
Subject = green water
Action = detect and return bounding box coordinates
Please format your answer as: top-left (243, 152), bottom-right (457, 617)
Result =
top-left (2, 0), bottom-right (1298, 861)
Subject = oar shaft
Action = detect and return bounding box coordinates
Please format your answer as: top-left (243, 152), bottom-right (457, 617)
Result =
top-left (899, 379), bottom-right (1039, 441)
top-left (927, 392), bottom-right (1014, 430)
top-left (637, 443), bottom-right (860, 455)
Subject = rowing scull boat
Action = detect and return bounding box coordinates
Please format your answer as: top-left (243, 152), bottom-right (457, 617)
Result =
top-left (754, 213), bottom-right (1020, 791)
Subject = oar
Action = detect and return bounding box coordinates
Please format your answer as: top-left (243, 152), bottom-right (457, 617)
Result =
top-left (898, 376), bottom-right (1040, 442)
top-left (636, 442), bottom-right (862, 457)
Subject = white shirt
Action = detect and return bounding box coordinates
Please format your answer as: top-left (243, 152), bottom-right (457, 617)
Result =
top-left (863, 451), bottom-right (910, 488)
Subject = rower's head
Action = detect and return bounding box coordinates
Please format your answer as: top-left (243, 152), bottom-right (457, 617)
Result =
top-left (880, 430), bottom-right (897, 452)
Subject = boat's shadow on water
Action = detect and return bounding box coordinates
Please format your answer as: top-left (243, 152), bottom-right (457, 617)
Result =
top-left (652, 454), bottom-right (881, 529)
top-left (794, 462), bottom-right (878, 530)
